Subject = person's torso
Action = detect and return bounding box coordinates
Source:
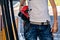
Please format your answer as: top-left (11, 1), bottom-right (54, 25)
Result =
top-left (28, 0), bottom-right (50, 22)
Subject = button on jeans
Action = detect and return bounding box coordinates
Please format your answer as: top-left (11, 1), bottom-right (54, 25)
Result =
top-left (24, 23), bottom-right (53, 40)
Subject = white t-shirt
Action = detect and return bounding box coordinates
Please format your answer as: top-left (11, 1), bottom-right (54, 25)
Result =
top-left (28, 0), bottom-right (51, 22)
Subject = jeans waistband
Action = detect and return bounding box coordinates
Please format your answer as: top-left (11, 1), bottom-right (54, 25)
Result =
top-left (30, 21), bottom-right (50, 25)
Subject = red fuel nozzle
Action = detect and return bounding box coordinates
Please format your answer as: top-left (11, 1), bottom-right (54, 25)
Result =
top-left (20, 6), bottom-right (29, 19)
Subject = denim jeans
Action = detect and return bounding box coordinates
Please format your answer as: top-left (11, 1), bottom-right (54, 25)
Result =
top-left (24, 23), bottom-right (53, 40)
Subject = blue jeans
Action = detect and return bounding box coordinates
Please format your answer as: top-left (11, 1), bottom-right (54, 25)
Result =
top-left (24, 23), bottom-right (53, 40)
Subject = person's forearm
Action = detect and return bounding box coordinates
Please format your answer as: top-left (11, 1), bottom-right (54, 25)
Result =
top-left (20, 0), bottom-right (26, 10)
top-left (20, 0), bottom-right (26, 6)
top-left (52, 6), bottom-right (58, 22)
top-left (49, 0), bottom-right (58, 22)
